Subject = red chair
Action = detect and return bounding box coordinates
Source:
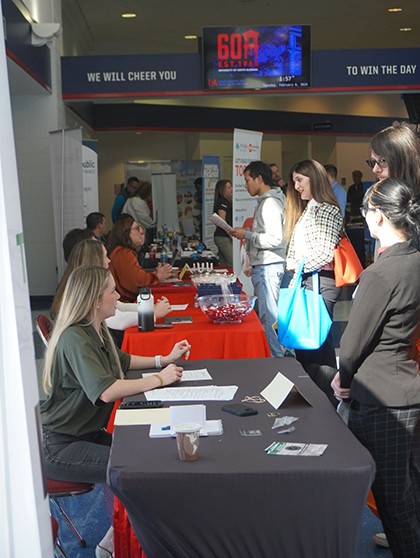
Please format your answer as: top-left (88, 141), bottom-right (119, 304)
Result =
top-left (51, 516), bottom-right (68, 558)
top-left (35, 314), bottom-right (53, 347)
top-left (48, 478), bottom-right (95, 548)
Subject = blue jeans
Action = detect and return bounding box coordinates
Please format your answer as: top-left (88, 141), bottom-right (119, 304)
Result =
top-left (43, 428), bottom-right (111, 484)
top-left (252, 262), bottom-right (285, 357)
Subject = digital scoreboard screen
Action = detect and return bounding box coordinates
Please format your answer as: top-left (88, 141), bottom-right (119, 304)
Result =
top-left (202, 25), bottom-right (311, 91)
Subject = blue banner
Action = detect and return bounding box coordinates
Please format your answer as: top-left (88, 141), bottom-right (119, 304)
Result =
top-left (62, 53), bottom-right (201, 97)
top-left (312, 48), bottom-right (420, 90)
top-left (62, 48), bottom-right (420, 98)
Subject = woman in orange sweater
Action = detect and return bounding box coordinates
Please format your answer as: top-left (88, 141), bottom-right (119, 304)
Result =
top-left (107, 216), bottom-right (172, 302)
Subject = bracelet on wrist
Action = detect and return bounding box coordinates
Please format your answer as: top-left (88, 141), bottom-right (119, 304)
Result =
top-left (153, 374), bottom-right (163, 387)
top-left (155, 355), bottom-right (162, 369)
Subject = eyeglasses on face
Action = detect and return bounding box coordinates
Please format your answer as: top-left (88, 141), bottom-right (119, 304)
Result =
top-left (360, 206), bottom-right (390, 219)
top-left (360, 206), bottom-right (377, 218)
top-left (365, 157), bottom-right (388, 170)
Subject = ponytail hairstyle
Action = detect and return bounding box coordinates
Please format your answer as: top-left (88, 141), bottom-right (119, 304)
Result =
top-left (364, 178), bottom-right (420, 249)
top-left (286, 159), bottom-right (340, 241)
top-left (50, 239), bottom-right (104, 320)
top-left (43, 265), bottom-right (123, 395)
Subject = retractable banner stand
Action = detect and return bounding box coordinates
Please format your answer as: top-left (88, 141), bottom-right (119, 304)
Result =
top-left (202, 156), bottom-right (220, 253)
top-left (232, 128), bottom-right (263, 295)
top-left (82, 139), bottom-right (99, 218)
top-left (50, 128), bottom-right (84, 280)
top-left (0, 2), bottom-right (52, 555)
top-left (151, 173), bottom-right (179, 232)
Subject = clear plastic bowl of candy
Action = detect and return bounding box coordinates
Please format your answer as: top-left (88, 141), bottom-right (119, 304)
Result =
top-left (197, 294), bottom-right (257, 324)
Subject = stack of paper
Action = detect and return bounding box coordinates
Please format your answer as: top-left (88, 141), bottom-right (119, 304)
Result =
top-left (149, 404), bottom-right (223, 438)
top-left (145, 385), bottom-right (238, 401)
top-left (142, 369), bottom-right (212, 383)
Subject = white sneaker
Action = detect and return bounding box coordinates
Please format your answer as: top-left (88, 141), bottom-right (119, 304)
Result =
top-left (372, 532), bottom-right (389, 548)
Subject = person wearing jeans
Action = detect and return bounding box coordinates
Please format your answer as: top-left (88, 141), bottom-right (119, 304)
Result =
top-left (231, 161), bottom-right (287, 357)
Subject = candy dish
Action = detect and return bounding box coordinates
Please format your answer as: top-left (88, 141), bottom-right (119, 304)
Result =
top-left (197, 294), bottom-right (257, 324)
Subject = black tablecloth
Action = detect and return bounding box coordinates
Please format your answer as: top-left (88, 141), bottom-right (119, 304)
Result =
top-left (108, 358), bottom-right (375, 558)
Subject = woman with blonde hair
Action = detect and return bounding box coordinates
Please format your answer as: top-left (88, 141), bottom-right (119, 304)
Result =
top-left (42, 265), bottom-right (190, 557)
top-left (286, 159), bottom-right (342, 404)
top-left (50, 239), bottom-right (171, 345)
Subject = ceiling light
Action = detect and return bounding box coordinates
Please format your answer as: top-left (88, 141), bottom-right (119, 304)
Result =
top-left (388, 7), bottom-right (402, 12)
top-left (399, 27), bottom-right (412, 31)
top-left (184, 35), bottom-right (197, 40)
top-left (121, 13), bottom-right (136, 18)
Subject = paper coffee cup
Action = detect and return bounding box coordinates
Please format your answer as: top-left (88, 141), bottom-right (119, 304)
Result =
top-left (174, 423), bottom-right (201, 461)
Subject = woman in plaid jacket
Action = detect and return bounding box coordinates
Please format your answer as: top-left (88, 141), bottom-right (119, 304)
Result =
top-left (286, 159), bottom-right (343, 404)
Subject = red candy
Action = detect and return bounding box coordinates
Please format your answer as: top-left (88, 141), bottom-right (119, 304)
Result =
top-left (202, 302), bottom-right (252, 322)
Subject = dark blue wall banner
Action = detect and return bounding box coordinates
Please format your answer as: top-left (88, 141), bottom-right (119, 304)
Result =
top-left (61, 53), bottom-right (202, 97)
top-left (61, 48), bottom-right (420, 99)
top-left (311, 48), bottom-right (420, 91)
top-left (3, 0), bottom-right (51, 92)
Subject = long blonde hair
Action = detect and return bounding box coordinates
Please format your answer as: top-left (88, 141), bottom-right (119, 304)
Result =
top-left (285, 159), bottom-right (340, 241)
top-left (43, 265), bottom-right (123, 395)
top-left (50, 240), bottom-right (104, 320)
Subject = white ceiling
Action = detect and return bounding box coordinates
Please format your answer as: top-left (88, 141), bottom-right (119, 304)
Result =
top-left (65, 0), bottom-right (420, 54)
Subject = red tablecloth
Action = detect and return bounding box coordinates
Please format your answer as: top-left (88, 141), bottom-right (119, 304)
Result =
top-left (114, 291), bottom-right (270, 558)
top-left (121, 291), bottom-right (270, 360)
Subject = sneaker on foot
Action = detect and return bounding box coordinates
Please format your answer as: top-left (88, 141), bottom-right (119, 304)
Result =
top-left (372, 532), bottom-right (389, 548)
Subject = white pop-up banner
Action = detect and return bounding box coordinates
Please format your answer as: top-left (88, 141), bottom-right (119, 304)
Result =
top-left (202, 155), bottom-right (220, 253)
top-left (0, 2), bottom-right (52, 555)
top-left (232, 128), bottom-right (263, 295)
top-left (83, 140), bottom-right (99, 218)
top-left (50, 128), bottom-right (85, 280)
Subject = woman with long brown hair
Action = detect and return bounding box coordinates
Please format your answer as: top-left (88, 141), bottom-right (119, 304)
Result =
top-left (107, 216), bottom-right (172, 302)
top-left (286, 159), bottom-right (342, 404)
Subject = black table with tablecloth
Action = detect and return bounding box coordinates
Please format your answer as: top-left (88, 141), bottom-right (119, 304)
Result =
top-left (108, 357), bottom-right (375, 558)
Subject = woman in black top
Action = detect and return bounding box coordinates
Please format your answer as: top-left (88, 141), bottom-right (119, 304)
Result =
top-left (332, 178), bottom-right (420, 558)
top-left (213, 179), bottom-right (233, 267)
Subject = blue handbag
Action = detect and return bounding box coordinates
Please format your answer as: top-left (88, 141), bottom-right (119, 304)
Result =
top-left (277, 258), bottom-right (332, 350)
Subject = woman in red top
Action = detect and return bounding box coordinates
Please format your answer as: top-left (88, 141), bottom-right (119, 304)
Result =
top-left (107, 216), bottom-right (172, 302)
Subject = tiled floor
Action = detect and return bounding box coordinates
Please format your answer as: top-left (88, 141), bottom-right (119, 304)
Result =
top-left (32, 293), bottom-right (392, 558)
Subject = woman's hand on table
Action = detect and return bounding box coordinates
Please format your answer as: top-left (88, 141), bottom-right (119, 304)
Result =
top-left (164, 340), bottom-right (191, 364)
top-left (156, 263), bottom-right (172, 282)
top-left (331, 372), bottom-right (351, 401)
top-left (154, 296), bottom-right (172, 318)
top-left (159, 363), bottom-right (183, 385)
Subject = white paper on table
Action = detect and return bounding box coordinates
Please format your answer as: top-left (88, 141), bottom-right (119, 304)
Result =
top-left (170, 404), bottom-right (206, 432)
top-left (142, 369), bottom-right (212, 382)
top-left (145, 385), bottom-right (238, 401)
top-left (114, 407), bottom-right (170, 426)
top-left (149, 419), bottom-right (223, 438)
top-left (261, 372), bottom-right (313, 409)
top-left (210, 213), bottom-right (234, 235)
top-left (213, 268), bottom-right (230, 273)
top-left (260, 372), bottom-right (295, 409)
top-left (170, 304), bottom-right (189, 311)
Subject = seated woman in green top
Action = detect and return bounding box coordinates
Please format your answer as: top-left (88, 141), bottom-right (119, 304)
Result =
top-left (41, 265), bottom-right (190, 557)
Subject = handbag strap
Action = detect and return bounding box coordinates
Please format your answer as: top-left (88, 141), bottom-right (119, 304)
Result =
top-left (312, 271), bottom-right (320, 295)
top-left (293, 258), bottom-right (306, 290)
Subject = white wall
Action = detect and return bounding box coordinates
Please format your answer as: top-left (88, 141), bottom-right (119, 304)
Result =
top-left (10, 0), bottom-right (65, 295)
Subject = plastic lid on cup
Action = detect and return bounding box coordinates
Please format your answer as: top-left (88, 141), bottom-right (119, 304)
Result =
top-left (174, 423), bottom-right (201, 433)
